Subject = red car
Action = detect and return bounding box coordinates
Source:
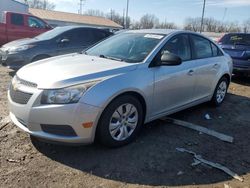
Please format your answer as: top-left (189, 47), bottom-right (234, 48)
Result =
top-left (0, 11), bottom-right (52, 46)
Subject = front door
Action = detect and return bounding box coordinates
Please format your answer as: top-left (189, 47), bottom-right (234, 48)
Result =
top-left (152, 34), bottom-right (196, 116)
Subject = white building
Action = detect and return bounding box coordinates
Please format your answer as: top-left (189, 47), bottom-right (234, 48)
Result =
top-left (0, 0), bottom-right (28, 21)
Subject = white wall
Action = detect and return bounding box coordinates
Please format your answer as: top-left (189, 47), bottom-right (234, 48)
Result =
top-left (0, 0), bottom-right (28, 22)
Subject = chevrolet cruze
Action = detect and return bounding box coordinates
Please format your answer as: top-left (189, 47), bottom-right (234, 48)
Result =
top-left (8, 30), bottom-right (233, 147)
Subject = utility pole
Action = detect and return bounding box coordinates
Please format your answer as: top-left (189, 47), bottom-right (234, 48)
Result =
top-left (79, 0), bottom-right (84, 15)
top-left (110, 9), bottom-right (113, 20)
top-left (125, 0), bottom-right (129, 29)
top-left (123, 9), bottom-right (125, 28)
top-left (200, 0), bottom-right (206, 33)
top-left (43, 0), bottom-right (46, 10)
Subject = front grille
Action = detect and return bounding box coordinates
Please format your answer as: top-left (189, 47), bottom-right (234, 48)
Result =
top-left (16, 76), bottom-right (37, 88)
top-left (9, 85), bottom-right (33, 104)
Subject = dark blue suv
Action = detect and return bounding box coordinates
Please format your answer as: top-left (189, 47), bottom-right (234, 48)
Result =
top-left (219, 33), bottom-right (250, 76)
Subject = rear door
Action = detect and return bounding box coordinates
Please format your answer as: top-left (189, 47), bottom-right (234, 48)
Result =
top-left (190, 34), bottom-right (222, 100)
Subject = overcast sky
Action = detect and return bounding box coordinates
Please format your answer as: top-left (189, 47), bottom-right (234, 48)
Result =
top-left (50, 0), bottom-right (250, 26)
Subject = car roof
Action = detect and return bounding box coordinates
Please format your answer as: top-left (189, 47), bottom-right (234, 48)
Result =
top-left (124, 29), bottom-right (203, 36)
top-left (54, 25), bottom-right (111, 32)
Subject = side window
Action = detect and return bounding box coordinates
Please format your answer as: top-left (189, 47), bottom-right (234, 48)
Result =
top-left (191, 35), bottom-right (213, 59)
top-left (92, 30), bottom-right (109, 42)
top-left (28, 16), bottom-right (46, 28)
top-left (58, 29), bottom-right (77, 43)
top-left (58, 29), bottom-right (94, 46)
top-left (211, 42), bottom-right (223, 57)
top-left (162, 34), bottom-right (191, 61)
top-left (77, 29), bottom-right (95, 45)
top-left (11, 13), bottom-right (24, 26)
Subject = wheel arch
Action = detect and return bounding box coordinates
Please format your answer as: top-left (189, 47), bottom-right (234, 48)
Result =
top-left (92, 90), bottom-right (148, 142)
top-left (221, 73), bottom-right (231, 83)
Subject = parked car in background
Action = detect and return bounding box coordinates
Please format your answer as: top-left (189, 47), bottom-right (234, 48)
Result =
top-left (218, 33), bottom-right (250, 76)
top-left (0, 11), bottom-right (52, 46)
top-left (0, 26), bottom-right (113, 69)
top-left (8, 30), bottom-right (232, 147)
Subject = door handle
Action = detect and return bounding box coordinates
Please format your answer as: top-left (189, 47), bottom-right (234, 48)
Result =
top-left (188, 70), bottom-right (194, 76)
top-left (213, 63), bottom-right (219, 68)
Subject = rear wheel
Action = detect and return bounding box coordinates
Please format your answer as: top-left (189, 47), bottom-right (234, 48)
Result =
top-left (211, 77), bottom-right (229, 106)
top-left (96, 95), bottom-right (143, 147)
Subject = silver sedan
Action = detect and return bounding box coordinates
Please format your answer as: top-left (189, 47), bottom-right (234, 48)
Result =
top-left (8, 29), bottom-right (233, 147)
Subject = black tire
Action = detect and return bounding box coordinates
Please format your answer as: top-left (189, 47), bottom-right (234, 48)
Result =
top-left (96, 95), bottom-right (144, 147)
top-left (210, 77), bottom-right (229, 106)
top-left (31, 55), bottom-right (50, 62)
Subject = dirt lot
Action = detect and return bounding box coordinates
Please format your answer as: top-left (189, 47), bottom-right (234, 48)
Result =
top-left (0, 66), bottom-right (250, 188)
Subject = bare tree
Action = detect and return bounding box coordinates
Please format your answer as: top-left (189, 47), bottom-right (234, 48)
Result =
top-left (140, 14), bottom-right (159, 29)
top-left (27, 0), bottom-right (55, 10)
top-left (184, 17), bottom-right (201, 32)
top-left (243, 19), bottom-right (250, 33)
top-left (184, 17), bottom-right (242, 33)
top-left (156, 21), bottom-right (177, 29)
top-left (106, 10), bottom-right (130, 28)
top-left (85, 9), bottom-right (105, 17)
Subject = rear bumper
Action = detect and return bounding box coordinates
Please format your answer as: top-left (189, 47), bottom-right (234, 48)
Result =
top-left (233, 59), bottom-right (250, 75)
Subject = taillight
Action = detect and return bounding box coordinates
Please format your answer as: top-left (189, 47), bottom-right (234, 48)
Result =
top-left (217, 34), bottom-right (225, 44)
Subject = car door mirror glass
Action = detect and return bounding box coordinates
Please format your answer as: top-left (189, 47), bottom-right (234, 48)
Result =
top-left (160, 51), bottom-right (182, 66)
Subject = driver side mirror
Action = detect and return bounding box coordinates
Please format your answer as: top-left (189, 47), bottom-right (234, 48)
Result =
top-left (160, 51), bottom-right (182, 66)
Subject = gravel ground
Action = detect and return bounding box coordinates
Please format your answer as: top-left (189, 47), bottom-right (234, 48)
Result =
top-left (0, 66), bottom-right (249, 188)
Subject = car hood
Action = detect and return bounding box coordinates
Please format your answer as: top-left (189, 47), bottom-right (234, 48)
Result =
top-left (2, 38), bottom-right (38, 48)
top-left (17, 54), bottom-right (138, 89)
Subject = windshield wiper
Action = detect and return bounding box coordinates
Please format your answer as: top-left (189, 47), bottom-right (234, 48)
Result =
top-left (99, 54), bottom-right (123, 62)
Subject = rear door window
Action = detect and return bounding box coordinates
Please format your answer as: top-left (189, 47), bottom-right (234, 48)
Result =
top-left (191, 35), bottom-right (213, 59)
top-left (11, 13), bottom-right (24, 26)
top-left (92, 30), bottom-right (110, 43)
top-left (219, 34), bottom-right (250, 46)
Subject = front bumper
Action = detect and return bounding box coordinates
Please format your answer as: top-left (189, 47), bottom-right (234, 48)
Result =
top-left (0, 51), bottom-right (29, 70)
top-left (8, 87), bottom-right (102, 144)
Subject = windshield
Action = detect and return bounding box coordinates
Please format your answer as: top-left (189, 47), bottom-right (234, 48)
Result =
top-left (35, 27), bottom-right (70, 40)
top-left (86, 33), bottom-right (165, 63)
top-left (220, 34), bottom-right (250, 46)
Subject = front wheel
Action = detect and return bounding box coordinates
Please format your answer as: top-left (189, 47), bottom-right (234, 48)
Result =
top-left (96, 95), bottom-right (144, 147)
top-left (210, 77), bottom-right (229, 106)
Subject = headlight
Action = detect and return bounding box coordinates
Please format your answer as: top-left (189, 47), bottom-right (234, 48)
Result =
top-left (41, 81), bottom-right (100, 104)
top-left (8, 45), bottom-right (35, 54)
